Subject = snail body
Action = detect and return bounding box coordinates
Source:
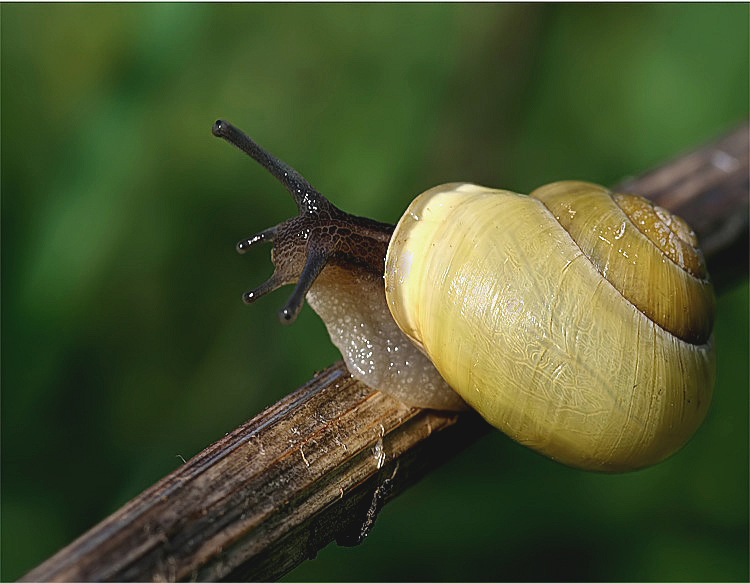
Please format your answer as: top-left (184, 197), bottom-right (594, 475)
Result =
top-left (213, 120), bottom-right (715, 472)
top-left (305, 265), bottom-right (466, 411)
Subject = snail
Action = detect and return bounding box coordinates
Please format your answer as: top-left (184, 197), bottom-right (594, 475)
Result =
top-left (213, 120), bottom-right (716, 473)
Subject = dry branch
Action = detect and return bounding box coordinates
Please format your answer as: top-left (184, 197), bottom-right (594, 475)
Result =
top-left (21, 122), bottom-right (749, 582)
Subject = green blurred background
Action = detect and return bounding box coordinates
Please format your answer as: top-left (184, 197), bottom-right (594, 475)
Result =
top-left (2, 4), bottom-right (748, 581)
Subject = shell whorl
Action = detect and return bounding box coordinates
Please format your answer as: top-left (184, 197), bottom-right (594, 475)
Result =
top-left (530, 181), bottom-right (714, 345)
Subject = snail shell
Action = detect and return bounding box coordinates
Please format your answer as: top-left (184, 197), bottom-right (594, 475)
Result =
top-left (385, 181), bottom-right (715, 471)
top-left (214, 120), bottom-right (715, 473)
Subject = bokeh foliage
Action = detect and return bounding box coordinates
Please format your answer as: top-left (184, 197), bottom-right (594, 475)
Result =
top-left (2, 3), bottom-right (748, 581)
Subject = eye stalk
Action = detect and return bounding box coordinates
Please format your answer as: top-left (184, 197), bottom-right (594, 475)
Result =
top-left (212, 120), bottom-right (330, 216)
top-left (213, 120), bottom-right (392, 324)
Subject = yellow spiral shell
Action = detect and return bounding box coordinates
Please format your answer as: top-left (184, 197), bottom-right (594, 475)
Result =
top-left (384, 181), bottom-right (715, 472)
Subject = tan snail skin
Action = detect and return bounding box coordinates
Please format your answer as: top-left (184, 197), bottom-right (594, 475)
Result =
top-left (213, 119), bottom-right (715, 473)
